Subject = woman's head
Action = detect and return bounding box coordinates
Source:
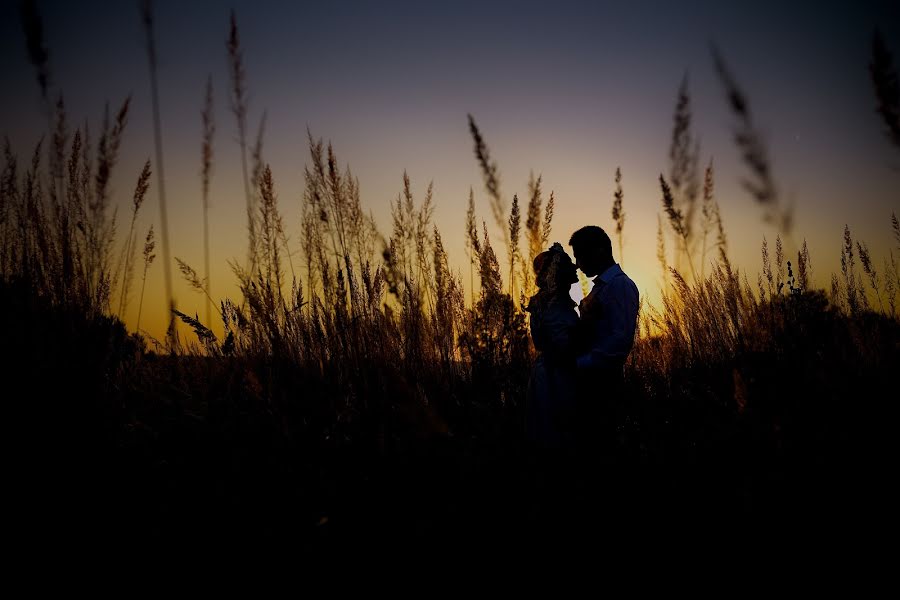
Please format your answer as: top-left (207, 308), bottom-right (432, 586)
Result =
top-left (534, 243), bottom-right (577, 292)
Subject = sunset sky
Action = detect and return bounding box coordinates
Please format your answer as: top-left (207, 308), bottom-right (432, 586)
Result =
top-left (1, 0), bottom-right (898, 342)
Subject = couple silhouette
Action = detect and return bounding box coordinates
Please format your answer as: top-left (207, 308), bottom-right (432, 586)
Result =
top-left (525, 225), bottom-right (640, 457)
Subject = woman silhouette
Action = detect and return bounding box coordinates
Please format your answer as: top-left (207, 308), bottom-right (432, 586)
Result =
top-left (525, 242), bottom-right (579, 451)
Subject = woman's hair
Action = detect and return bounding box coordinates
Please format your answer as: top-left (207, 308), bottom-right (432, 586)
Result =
top-left (528, 243), bottom-right (575, 313)
top-left (533, 252), bottom-right (551, 281)
top-left (533, 243), bottom-right (572, 292)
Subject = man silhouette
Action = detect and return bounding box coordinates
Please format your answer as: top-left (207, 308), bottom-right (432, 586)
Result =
top-left (568, 225), bottom-right (639, 458)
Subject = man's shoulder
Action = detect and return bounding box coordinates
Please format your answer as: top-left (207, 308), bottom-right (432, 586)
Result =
top-left (612, 269), bottom-right (638, 294)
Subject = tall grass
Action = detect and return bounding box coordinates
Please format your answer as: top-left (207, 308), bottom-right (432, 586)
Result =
top-left (115, 159), bottom-right (151, 317)
top-left (136, 225), bottom-right (155, 333)
top-left (201, 75), bottom-right (215, 328)
top-left (711, 45), bottom-right (792, 234)
top-left (140, 0), bottom-right (174, 343)
top-left (611, 167), bottom-right (625, 267)
top-left (667, 75), bottom-right (701, 274)
top-left (870, 29), bottom-right (900, 152)
top-left (227, 10), bottom-right (256, 274)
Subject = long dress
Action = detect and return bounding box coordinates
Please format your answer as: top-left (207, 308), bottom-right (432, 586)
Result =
top-left (525, 293), bottom-right (579, 450)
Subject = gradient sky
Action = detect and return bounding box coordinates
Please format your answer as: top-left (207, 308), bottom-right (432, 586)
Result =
top-left (2, 0), bottom-right (899, 342)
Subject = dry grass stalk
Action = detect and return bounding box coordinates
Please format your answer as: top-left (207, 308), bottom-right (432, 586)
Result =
top-left (885, 253), bottom-right (897, 316)
top-left (136, 225), bottom-right (156, 332)
top-left (20, 0), bottom-right (50, 104)
top-left (870, 30), bottom-right (900, 152)
top-left (669, 75), bottom-right (701, 251)
top-left (612, 167), bottom-right (625, 266)
top-left (892, 212), bottom-right (900, 251)
top-left (657, 213), bottom-right (667, 286)
top-left (467, 115), bottom-right (506, 245)
top-left (523, 172), bottom-right (543, 297)
top-left (508, 193), bottom-right (520, 299)
top-left (797, 239), bottom-right (811, 291)
top-left (479, 222), bottom-right (502, 299)
top-left (541, 191), bottom-right (554, 248)
top-left (699, 160), bottom-right (728, 276)
top-left (116, 159), bottom-right (151, 317)
top-left (227, 10), bottom-right (256, 274)
top-left (660, 174), bottom-right (696, 280)
top-left (51, 96), bottom-right (67, 205)
top-left (857, 240), bottom-right (884, 314)
top-left (841, 225), bottom-right (859, 314)
top-left (141, 0), bottom-right (175, 342)
top-left (775, 235), bottom-right (785, 294)
top-left (761, 236), bottom-right (773, 299)
top-left (465, 187), bottom-right (480, 305)
top-left (712, 45), bottom-right (792, 234)
top-left (201, 75), bottom-right (215, 327)
top-left (257, 164), bottom-right (285, 309)
top-left (88, 98), bottom-right (130, 312)
top-left (173, 308), bottom-right (217, 349)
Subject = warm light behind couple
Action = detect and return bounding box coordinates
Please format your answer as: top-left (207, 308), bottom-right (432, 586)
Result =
top-left (525, 225), bottom-right (639, 457)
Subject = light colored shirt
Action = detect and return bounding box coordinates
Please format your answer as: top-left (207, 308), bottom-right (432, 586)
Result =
top-left (576, 263), bottom-right (639, 371)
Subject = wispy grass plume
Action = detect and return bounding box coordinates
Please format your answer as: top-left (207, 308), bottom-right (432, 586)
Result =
top-left (175, 255), bottom-right (220, 320)
top-left (201, 75), bottom-right (215, 327)
top-left (467, 115), bottom-right (508, 247)
top-left (541, 191), bottom-right (554, 248)
top-left (140, 0), bottom-right (175, 343)
top-left (136, 224), bottom-right (155, 333)
top-left (884, 253), bottom-right (897, 316)
top-left (840, 225), bottom-right (860, 314)
top-left (523, 172), bottom-right (543, 296)
top-left (761, 235), bottom-right (773, 299)
top-left (612, 167), bottom-right (625, 266)
top-left (857, 240), bottom-right (884, 314)
top-left (775, 234), bottom-right (785, 294)
top-left (668, 74), bottom-right (700, 243)
top-left (870, 30), bottom-right (900, 152)
top-left (892, 212), bottom-right (900, 251)
top-left (525, 172), bottom-right (543, 260)
top-left (50, 95), bottom-right (67, 204)
top-left (227, 9), bottom-right (256, 273)
top-left (20, 0), bottom-right (51, 105)
top-left (657, 213), bottom-right (667, 286)
top-left (116, 159), bottom-right (151, 317)
top-left (507, 193), bottom-right (520, 298)
top-left (712, 45), bottom-right (792, 233)
top-left (478, 222), bottom-right (501, 299)
top-left (465, 187), bottom-right (480, 305)
top-left (660, 173), bottom-right (695, 280)
top-left (797, 239), bottom-right (811, 291)
top-left (87, 97), bottom-right (130, 312)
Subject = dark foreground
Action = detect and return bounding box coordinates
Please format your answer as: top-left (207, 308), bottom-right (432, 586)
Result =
top-left (3, 284), bottom-right (895, 555)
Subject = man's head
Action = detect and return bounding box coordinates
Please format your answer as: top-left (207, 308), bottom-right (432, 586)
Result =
top-left (569, 225), bottom-right (614, 277)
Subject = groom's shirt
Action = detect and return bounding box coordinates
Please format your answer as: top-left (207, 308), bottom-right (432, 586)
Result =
top-left (576, 263), bottom-right (639, 371)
